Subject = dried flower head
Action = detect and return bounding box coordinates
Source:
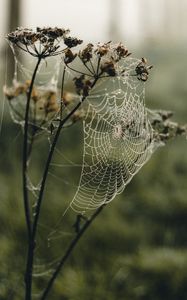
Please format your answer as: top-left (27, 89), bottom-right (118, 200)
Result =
top-left (150, 110), bottom-right (187, 143)
top-left (94, 42), bottom-right (131, 76)
top-left (4, 81), bottom-right (60, 127)
top-left (4, 81), bottom-right (37, 101)
top-left (94, 42), bottom-right (131, 61)
top-left (135, 58), bottom-right (153, 82)
top-left (115, 43), bottom-right (131, 60)
top-left (43, 91), bottom-right (59, 114)
top-left (64, 48), bottom-right (77, 64)
top-left (78, 43), bottom-right (94, 62)
top-left (95, 42), bottom-right (111, 57)
top-left (64, 37), bottom-right (83, 48)
top-left (100, 60), bottom-right (116, 76)
top-left (6, 27), bottom-right (81, 58)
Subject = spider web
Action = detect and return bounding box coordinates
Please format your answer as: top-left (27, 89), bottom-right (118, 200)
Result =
top-left (69, 58), bottom-right (156, 213)
top-left (5, 42), bottom-right (63, 132)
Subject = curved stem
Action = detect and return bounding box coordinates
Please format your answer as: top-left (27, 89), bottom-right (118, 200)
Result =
top-left (41, 205), bottom-right (105, 300)
top-left (23, 56), bottom-right (42, 300)
top-left (23, 57), bottom-right (41, 239)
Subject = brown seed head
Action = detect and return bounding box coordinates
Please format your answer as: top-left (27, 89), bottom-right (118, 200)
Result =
top-left (100, 60), bottom-right (116, 76)
top-left (135, 58), bottom-right (153, 82)
top-left (95, 42), bottom-right (111, 57)
top-left (64, 37), bottom-right (83, 48)
top-left (64, 48), bottom-right (77, 64)
top-left (79, 43), bottom-right (94, 62)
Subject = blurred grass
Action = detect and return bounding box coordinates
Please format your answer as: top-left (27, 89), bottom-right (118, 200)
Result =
top-left (0, 44), bottom-right (187, 299)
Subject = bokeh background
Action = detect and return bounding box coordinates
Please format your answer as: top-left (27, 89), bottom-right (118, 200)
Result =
top-left (0, 0), bottom-right (187, 299)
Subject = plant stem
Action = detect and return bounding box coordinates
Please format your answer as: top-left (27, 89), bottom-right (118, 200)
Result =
top-left (60, 66), bottom-right (66, 120)
top-left (24, 56), bottom-right (41, 300)
top-left (27, 103), bottom-right (38, 163)
top-left (41, 204), bottom-right (105, 300)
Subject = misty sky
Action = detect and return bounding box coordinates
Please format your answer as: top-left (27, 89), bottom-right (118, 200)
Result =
top-left (1, 0), bottom-right (186, 45)
top-left (1, 0), bottom-right (155, 43)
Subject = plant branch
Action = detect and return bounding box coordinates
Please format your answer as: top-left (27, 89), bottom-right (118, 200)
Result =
top-left (23, 56), bottom-right (41, 240)
top-left (60, 66), bottom-right (66, 120)
top-left (27, 105), bottom-right (38, 163)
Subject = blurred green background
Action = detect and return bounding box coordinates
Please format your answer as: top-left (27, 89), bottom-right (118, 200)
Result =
top-left (0, 1), bottom-right (187, 299)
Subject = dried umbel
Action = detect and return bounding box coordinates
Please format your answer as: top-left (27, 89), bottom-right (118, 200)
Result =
top-left (64, 42), bottom-right (148, 97)
top-left (64, 41), bottom-right (155, 98)
top-left (6, 27), bottom-right (82, 58)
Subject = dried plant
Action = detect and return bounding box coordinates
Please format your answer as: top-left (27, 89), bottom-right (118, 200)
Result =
top-left (4, 27), bottom-right (187, 300)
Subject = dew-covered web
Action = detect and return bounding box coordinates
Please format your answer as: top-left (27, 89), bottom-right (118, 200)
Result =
top-left (3, 40), bottom-right (161, 291)
top-left (3, 41), bottom-right (86, 263)
top-left (3, 42), bottom-right (78, 201)
top-left (68, 57), bottom-right (156, 213)
top-left (4, 40), bottom-right (83, 230)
